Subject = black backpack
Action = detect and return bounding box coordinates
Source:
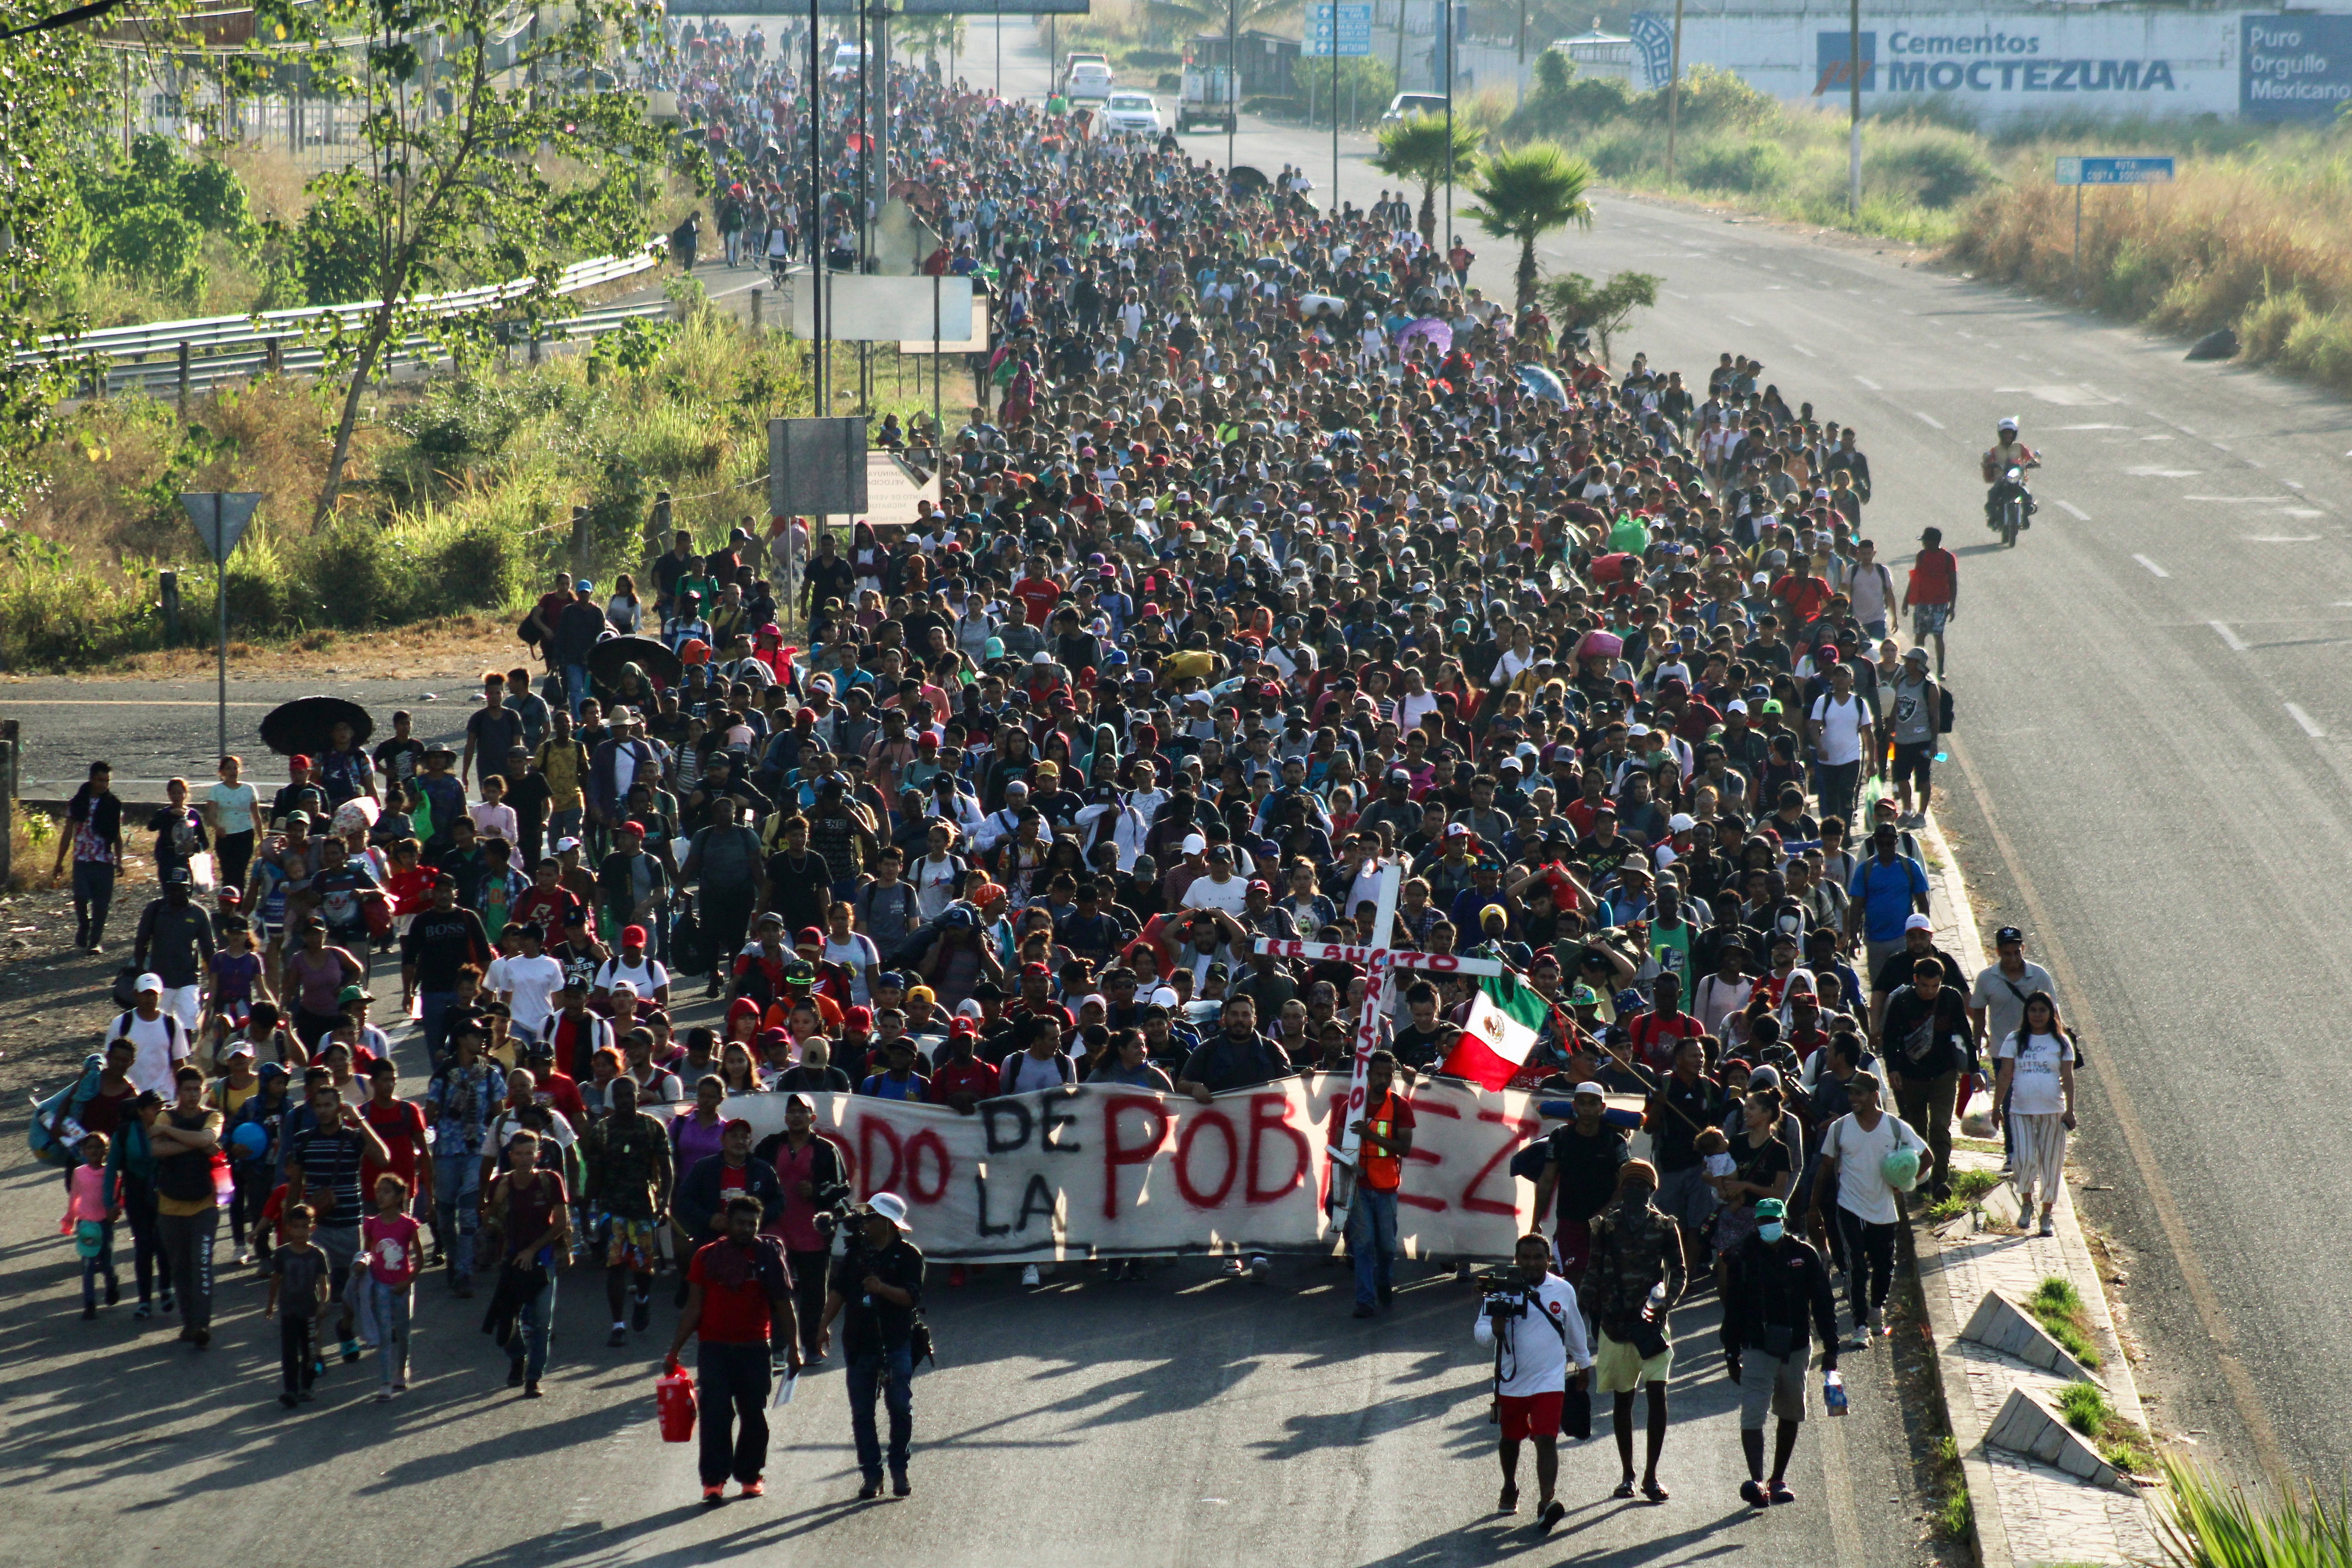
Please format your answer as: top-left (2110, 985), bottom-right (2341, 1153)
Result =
top-left (1936, 683), bottom-right (1956, 736)
top-left (669, 896), bottom-right (710, 977)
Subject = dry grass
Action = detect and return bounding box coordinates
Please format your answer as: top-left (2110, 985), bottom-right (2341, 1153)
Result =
top-left (1951, 131), bottom-right (2352, 390)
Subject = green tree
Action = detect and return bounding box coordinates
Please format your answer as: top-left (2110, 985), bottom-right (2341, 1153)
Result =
top-left (1140, 0), bottom-right (1298, 50)
top-left (0, 0), bottom-right (103, 515)
top-left (90, 206), bottom-right (207, 304)
top-left (1290, 55), bottom-right (1396, 127)
top-left (1463, 141), bottom-right (1595, 311)
top-left (254, 0), bottom-right (668, 523)
top-left (1370, 111), bottom-right (1485, 246)
top-left (1540, 268), bottom-right (1659, 365)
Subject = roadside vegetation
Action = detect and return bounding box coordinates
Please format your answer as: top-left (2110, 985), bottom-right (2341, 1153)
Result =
top-left (2160, 1455), bottom-right (2352, 1568)
top-left (0, 292), bottom-right (946, 673)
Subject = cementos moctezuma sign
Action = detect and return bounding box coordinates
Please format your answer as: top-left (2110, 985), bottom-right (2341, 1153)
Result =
top-left (1624, 7), bottom-right (2352, 121)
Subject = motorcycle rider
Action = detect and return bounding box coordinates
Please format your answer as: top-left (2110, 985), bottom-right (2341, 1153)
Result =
top-left (1980, 417), bottom-right (2039, 529)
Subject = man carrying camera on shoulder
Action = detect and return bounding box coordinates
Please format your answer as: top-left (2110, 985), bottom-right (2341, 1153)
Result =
top-left (1472, 1232), bottom-right (1592, 1536)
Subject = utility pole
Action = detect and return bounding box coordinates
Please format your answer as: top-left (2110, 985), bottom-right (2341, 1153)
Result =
top-left (1515, 0), bottom-right (1526, 109)
top-left (1665, 0), bottom-right (1685, 183)
top-left (1332, 7), bottom-right (1341, 211)
top-left (1443, 0), bottom-right (1454, 252)
top-left (809, 0), bottom-right (826, 414)
top-left (1226, 0), bottom-right (1238, 178)
top-left (1848, 0), bottom-right (1862, 215)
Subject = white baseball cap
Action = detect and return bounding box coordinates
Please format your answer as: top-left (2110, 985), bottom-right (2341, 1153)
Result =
top-left (1905, 912), bottom-right (1935, 932)
top-left (867, 1192), bottom-right (913, 1232)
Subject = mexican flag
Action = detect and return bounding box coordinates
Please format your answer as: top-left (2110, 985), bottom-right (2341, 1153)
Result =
top-left (1442, 971), bottom-right (1553, 1092)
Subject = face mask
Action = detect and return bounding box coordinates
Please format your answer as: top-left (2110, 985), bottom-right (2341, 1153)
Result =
top-left (1756, 1222), bottom-right (1785, 1244)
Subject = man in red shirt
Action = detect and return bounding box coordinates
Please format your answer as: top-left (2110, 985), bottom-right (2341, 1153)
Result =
top-left (667, 1195), bottom-right (801, 1504)
top-left (1901, 526), bottom-right (1959, 678)
top-left (1011, 555), bottom-right (1063, 627)
top-left (1348, 1050), bottom-right (1416, 1319)
top-left (927, 1019), bottom-right (1001, 1111)
top-left (358, 1057), bottom-right (434, 1218)
top-left (1624, 973), bottom-right (1707, 1075)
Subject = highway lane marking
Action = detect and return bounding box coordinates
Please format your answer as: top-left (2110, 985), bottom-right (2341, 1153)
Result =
top-left (2288, 703), bottom-right (2326, 738)
top-left (2246, 533), bottom-right (2322, 542)
top-left (1948, 735), bottom-right (2295, 1491)
top-left (2055, 500), bottom-right (2090, 520)
top-left (2209, 621), bottom-right (2251, 651)
top-left (2132, 554), bottom-right (2169, 577)
top-left (2183, 495), bottom-right (2293, 503)
top-left (1854, 375), bottom-right (1880, 390)
top-left (1789, 343), bottom-right (1818, 356)
top-left (1725, 314), bottom-right (1756, 326)
top-left (2128, 466), bottom-right (2200, 477)
top-left (1914, 411), bottom-right (1944, 429)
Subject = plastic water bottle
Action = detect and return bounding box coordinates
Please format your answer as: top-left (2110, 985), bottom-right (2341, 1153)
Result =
top-left (1824, 1369), bottom-right (1849, 1415)
top-left (1646, 1282), bottom-right (1667, 1320)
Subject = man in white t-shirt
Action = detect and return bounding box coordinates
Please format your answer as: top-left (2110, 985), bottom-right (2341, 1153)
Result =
top-left (1472, 1233), bottom-right (1591, 1532)
top-left (114, 974), bottom-right (191, 1096)
top-left (1808, 1071), bottom-right (1926, 1343)
top-left (1804, 661), bottom-right (1877, 827)
top-left (488, 924), bottom-right (566, 1043)
top-left (1179, 844), bottom-right (1250, 917)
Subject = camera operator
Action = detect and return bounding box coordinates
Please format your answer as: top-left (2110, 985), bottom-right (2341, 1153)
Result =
top-left (819, 1191), bottom-right (927, 1500)
top-left (1720, 1197), bottom-right (1841, 1508)
top-left (753, 1093), bottom-right (848, 1368)
top-left (1472, 1233), bottom-right (1592, 1535)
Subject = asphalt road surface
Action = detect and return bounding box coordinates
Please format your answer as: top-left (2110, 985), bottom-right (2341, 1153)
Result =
top-left (3, 15), bottom-right (2340, 1551)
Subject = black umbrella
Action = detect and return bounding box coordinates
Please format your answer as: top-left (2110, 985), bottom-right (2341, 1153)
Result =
top-left (1229, 164), bottom-right (1269, 195)
top-left (259, 695), bottom-right (373, 757)
top-left (590, 633), bottom-right (683, 693)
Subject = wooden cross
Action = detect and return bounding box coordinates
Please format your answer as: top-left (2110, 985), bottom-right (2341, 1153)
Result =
top-left (1254, 862), bottom-right (1505, 1227)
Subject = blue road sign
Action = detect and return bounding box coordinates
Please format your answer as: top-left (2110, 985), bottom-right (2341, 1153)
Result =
top-left (1304, 2), bottom-right (1373, 56)
top-left (2055, 156), bottom-right (2176, 186)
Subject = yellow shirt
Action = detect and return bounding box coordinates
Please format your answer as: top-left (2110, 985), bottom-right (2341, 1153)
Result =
top-left (537, 739), bottom-right (587, 812)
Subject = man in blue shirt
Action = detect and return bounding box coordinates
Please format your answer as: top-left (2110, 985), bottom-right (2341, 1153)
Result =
top-left (1843, 819), bottom-right (1931, 982)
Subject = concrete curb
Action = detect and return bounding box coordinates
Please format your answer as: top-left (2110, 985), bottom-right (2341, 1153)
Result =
top-left (1912, 808), bottom-right (2161, 1565)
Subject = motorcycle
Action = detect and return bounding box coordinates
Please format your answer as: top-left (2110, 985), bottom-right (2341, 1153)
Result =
top-left (1986, 465), bottom-right (2036, 548)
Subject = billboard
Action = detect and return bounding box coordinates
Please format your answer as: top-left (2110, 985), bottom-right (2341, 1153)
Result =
top-left (1629, 6), bottom-right (2247, 122)
top-left (2241, 14), bottom-right (2352, 119)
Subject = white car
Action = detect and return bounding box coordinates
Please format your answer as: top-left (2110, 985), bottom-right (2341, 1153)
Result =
top-left (1100, 90), bottom-right (1161, 135)
top-left (1065, 62), bottom-right (1115, 102)
top-left (1379, 91), bottom-right (1450, 122)
top-left (826, 42), bottom-right (866, 82)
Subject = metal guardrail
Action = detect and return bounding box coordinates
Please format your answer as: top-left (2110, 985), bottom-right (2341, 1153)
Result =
top-left (95, 297), bottom-right (677, 399)
top-left (17, 244), bottom-right (669, 399)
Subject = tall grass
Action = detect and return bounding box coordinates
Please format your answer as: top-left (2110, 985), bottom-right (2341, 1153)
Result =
top-left (1951, 129), bottom-right (2352, 391)
top-left (2160, 1454), bottom-right (2352, 1568)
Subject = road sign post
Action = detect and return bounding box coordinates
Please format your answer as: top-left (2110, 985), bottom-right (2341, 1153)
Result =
top-left (2056, 156), bottom-right (2174, 306)
top-left (1305, 3), bottom-right (1371, 210)
top-left (182, 491), bottom-right (262, 762)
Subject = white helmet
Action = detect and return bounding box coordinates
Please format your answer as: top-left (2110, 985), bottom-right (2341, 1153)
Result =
top-left (1996, 416), bottom-right (2019, 434)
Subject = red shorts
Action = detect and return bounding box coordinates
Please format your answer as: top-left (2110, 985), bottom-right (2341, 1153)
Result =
top-left (1552, 1220), bottom-right (1592, 1282)
top-left (1498, 1391), bottom-right (1564, 1443)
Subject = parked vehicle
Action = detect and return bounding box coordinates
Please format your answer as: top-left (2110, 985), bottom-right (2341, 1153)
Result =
top-left (1379, 91), bottom-right (1449, 121)
top-left (1177, 64), bottom-right (1235, 132)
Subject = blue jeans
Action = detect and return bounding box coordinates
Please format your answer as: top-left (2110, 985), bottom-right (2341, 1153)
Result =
top-left (419, 990), bottom-right (457, 1066)
top-left (435, 1153), bottom-right (483, 1282)
top-left (1348, 1186), bottom-right (1399, 1308)
top-left (366, 1275), bottom-right (412, 1387)
top-left (509, 1273), bottom-right (556, 1380)
top-left (847, 1343), bottom-right (915, 1482)
top-left (71, 859), bottom-right (116, 946)
top-left (563, 663), bottom-right (591, 718)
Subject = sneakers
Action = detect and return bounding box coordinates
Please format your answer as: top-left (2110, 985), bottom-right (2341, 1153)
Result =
top-left (739, 1479), bottom-right (766, 1498)
top-left (1498, 1483), bottom-right (1519, 1514)
top-left (524, 1380), bottom-right (544, 1398)
top-left (340, 1338), bottom-right (363, 1364)
top-left (701, 1485), bottom-right (727, 1505)
top-left (1537, 1499), bottom-right (1567, 1534)
top-left (231, 1249), bottom-right (252, 1267)
top-left (373, 1389), bottom-right (393, 1403)
top-left (279, 1392), bottom-right (299, 1409)
top-left (2039, 1212), bottom-right (2057, 1237)
top-left (82, 1305), bottom-right (97, 1321)
top-left (1741, 1479), bottom-right (1769, 1509)
top-left (1248, 1255), bottom-right (1271, 1282)
top-left (608, 1323), bottom-right (628, 1348)
top-left (857, 1480), bottom-right (882, 1501)
top-left (133, 1303), bottom-right (153, 1321)
top-left (1021, 1264), bottom-right (1041, 1287)
top-left (1869, 1305), bottom-right (1889, 1338)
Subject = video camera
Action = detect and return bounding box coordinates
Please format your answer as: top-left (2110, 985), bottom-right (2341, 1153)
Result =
top-left (807, 1176), bottom-right (857, 1253)
top-left (1477, 1268), bottom-right (1535, 1323)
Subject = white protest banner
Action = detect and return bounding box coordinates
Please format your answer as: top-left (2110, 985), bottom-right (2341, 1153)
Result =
top-left (705, 1076), bottom-right (1542, 1264)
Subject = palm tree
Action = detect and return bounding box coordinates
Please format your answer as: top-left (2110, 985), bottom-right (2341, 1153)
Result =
top-left (1463, 140), bottom-right (1595, 312)
top-left (1370, 112), bottom-right (1485, 247)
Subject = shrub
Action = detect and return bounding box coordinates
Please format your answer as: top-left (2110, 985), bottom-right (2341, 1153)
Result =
top-left (1866, 124), bottom-right (1994, 208)
top-left (297, 195), bottom-right (380, 306)
top-left (1683, 139), bottom-right (1788, 195)
top-left (89, 205), bottom-right (206, 303)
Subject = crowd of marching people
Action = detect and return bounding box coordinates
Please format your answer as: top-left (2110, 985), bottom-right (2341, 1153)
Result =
top-left (29, 17), bottom-right (2087, 1512)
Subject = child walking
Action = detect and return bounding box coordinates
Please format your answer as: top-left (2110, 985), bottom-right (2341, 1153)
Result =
top-left (361, 1174), bottom-right (421, 1398)
top-left (266, 1203), bottom-right (330, 1408)
top-left (64, 1132), bottom-right (119, 1318)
